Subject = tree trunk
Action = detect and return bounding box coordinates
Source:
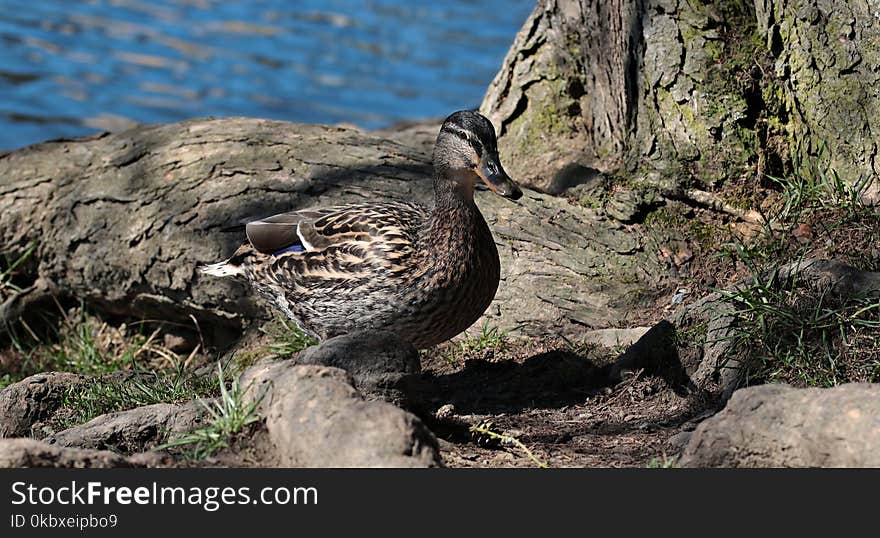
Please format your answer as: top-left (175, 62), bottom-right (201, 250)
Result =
top-left (756, 0), bottom-right (880, 194)
top-left (0, 118), bottom-right (672, 348)
top-left (480, 0), bottom-right (641, 193)
top-left (481, 0), bottom-right (879, 201)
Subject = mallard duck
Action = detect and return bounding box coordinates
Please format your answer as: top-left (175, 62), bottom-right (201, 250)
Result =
top-left (200, 110), bottom-right (521, 349)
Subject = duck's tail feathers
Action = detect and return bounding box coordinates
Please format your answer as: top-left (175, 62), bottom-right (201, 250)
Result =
top-left (199, 259), bottom-right (245, 278)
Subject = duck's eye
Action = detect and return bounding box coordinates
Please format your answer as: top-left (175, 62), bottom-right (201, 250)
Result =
top-left (486, 163), bottom-right (497, 175)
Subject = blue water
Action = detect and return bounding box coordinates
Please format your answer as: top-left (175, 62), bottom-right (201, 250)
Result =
top-left (0, 0), bottom-right (532, 150)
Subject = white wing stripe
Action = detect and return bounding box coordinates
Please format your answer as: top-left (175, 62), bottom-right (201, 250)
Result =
top-left (296, 222), bottom-right (315, 251)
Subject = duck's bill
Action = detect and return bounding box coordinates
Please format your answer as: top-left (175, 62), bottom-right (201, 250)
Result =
top-left (478, 153), bottom-right (522, 200)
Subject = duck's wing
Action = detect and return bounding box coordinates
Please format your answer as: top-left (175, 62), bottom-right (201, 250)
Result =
top-left (244, 208), bottom-right (339, 253)
top-left (245, 202), bottom-right (427, 255)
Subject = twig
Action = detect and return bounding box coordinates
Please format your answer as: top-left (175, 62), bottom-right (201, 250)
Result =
top-left (183, 344), bottom-right (201, 369)
top-left (0, 277), bottom-right (56, 326)
top-left (189, 314), bottom-right (206, 356)
top-left (468, 425), bottom-right (549, 468)
top-left (672, 188), bottom-right (783, 229)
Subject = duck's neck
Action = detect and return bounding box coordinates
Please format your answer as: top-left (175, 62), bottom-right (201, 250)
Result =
top-left (422, 173), bottom-right (484, 253)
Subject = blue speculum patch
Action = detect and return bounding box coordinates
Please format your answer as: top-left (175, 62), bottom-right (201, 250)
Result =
top-left (273, 244), bottom-right (305, 256)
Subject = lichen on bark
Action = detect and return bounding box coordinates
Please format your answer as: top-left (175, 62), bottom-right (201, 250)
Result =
top-left (635, 0), bottom-right (792, 191)
top-left (757, 0), bottom-right (880, 201)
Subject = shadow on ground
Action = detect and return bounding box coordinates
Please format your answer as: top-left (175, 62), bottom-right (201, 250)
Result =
top-left (414, 350), bottom-right (608, 414)
top-left (410, 332), bottom-right (712, 467)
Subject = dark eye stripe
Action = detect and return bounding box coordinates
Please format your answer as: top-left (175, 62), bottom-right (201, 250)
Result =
top-left (441, 124), bottom-right (484, 156)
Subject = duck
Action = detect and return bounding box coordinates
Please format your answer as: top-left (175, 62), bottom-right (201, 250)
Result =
top-left (200, 110), bottom-right (522, 349)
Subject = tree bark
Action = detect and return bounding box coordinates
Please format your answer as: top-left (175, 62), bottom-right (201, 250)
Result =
top-left (756, 0), bottom-right (880, 197)
top-left (0, 118), bottom-right (672, 348)
top-left (480, 0), bottom-right (641, 193)
top-left (481, 0), bottom-right (879, 201)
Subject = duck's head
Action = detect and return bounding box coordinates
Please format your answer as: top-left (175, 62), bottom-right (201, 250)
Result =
top-left (433, 110), bottom-right (522, 200)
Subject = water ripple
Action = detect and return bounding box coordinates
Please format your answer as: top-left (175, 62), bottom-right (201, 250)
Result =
top-left (0, 0), bottom-right (533, 150)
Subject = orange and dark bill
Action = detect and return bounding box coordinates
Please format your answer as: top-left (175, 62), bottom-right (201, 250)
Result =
top-left (478, 153), bottom-right (522, 200)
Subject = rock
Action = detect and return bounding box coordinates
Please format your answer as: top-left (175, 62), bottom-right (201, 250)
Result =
top-left (581, 327), bottom-right (651, 349)
top-left (0, 372), bottom-right (90, 438)
top-left (435, 404), bottom-right (456, 420)
top-left (46, 401), bottom-right (208, 453)
top-left (665, 431), bottom-right (693, 452)
top-left (680, 383), bottom-right (880, 467)
top-left (606, 320), bottom-right (689, 392)
top-left (126, 451), bottom-right (178, 467)
top-left (239, 362), bottom-right (441, 467)
top-left (295, 330), bottom-right (420, 405)
top-left (0, 438), bottom-right (134, 468)
top-left (163, 332), bottom-right (197, 354)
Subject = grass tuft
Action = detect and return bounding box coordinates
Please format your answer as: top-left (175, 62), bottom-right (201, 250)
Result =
top-left (717, 253), bottom-right (880, 387)
top-left (259, 317), bottom-right (317, 357)
top-left (646, 454), bottom-right (678, 468)
top-left (770, 169), bottom-right (872, 222)
top-left (696, 165), bottom-right (880, 390)
top-left (0, 242), bottom-right (36, 298)
top-left (61, 365), bottom-right (221, 427)
top-left (440, 321), bottom-right (517, 366)
top-left (156, 363), bottom-right (262, 459)
top-left (459, 321), bottom-right (516, 354)
top-left (0, 306), bottom-right (207, 390)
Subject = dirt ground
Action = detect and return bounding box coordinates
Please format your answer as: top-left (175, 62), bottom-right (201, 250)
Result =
top-left (410, 337), bottom-right (707, 468)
